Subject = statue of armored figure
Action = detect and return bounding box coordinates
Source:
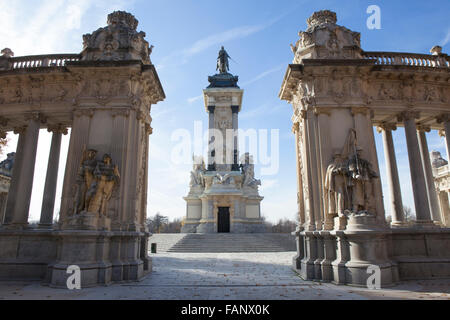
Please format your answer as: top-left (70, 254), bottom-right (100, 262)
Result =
top-left (88, 154), bottom-right (120, 215)
top-left (73, 150), bottom-right (120, 216)
top-left (325, 130), bottom-right (379, 217)
top-left (217, 46), bottom-right (231, 74)
top-left (347, 146), bottom-right (378, 213)
top-left (324, 152), bottom-right (348, 218)
top-left (73, 149), bottom-right (98, 214)
top-left (240, 153), bottom-right (261, 189)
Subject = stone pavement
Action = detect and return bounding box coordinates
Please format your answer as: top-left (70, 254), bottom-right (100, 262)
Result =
top-left (0, 252), bottom-right (449, 300)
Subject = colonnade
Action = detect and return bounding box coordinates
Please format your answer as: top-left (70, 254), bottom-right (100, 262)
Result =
top-left (377, 112), bottom-right (450, 226)
top-left (0, 114), bottom-right (68, 229)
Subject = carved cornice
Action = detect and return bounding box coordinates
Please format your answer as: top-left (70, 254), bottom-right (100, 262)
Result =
top-left (350, 107), bottom-right (370, 116)
top-left (13, 127), bottom-right (26, 135)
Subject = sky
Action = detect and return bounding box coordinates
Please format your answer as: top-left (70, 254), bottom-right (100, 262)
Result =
top-left (0, 0), bottom-right (449, 223)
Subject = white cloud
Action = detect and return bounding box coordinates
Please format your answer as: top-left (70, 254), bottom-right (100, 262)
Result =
top-left (241, 64), bottom-right (285, 87)
top-left (440, 28), bottom-right (450, 46)
top-left (157, 14), bottom-right (285, 70)
top-left (187, 95), bottom-right (203, 104)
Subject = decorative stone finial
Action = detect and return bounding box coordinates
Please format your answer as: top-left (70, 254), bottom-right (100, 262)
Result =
top-left (107, 11), bottom-right (138, 30)
top-left (81, 11), bottom-right (151, 63)
top-left (430, 45), bottom-right (442, 56)
top-left (307, 10), bottom-right (337, 29)
top-left (1, 48), bottom-right (14, 58)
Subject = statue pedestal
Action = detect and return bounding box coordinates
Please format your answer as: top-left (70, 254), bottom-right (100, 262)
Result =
top-left (334, 216), bottom-right (347, 230)
top-left (61, 212), bottom-right (111, 231)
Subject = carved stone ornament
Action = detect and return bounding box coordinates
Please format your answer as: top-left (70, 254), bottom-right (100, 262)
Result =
top-left (81, 11), bottom-right (152, 64)
top-left (73, 149), bottom-right (120, 216)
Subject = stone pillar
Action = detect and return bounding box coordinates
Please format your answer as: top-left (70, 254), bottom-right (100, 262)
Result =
top-left (316, 108), bottom-right (333, 230)
top-left (12, 114), bottom-right (41, 226)
top-left (302, 111), bottom-right (316, 231)
top-left (207, 106), bottom-right (215, 171)
top-left (293, 122), bottom-right (305, 226)
top-left (39, 126), bottom-right (67, 228)
top-left (377, 123), bottom-right (405, 226)
top-left (437, 114), bottom-right (450, 161)
top-left (231, 106), bottom-right (239, 171)
top-left (438, 191), bottom-right (450, 227)
top-left (417, 126), bottom-right (442, 224)
top-left (3, 128), bottom-right (26, 225)
top-left (399, 112), bottom-right (432, 223)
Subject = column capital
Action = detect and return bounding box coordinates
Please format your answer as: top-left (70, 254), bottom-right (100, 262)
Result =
top-left (438, 129), bottom-right (446, 137)
top-left (145, 123), bottom-right (153, 136)
top-left (416, 124), bottom-right (431, 133)
top-left (376, 122), bottom-right (397, 133)
top-left (25, 112), bottom-right (45, 123)
top-left (436, 113), bottom-right (450, 124)
top-left (313, 107), bottom-right (331, 116)
top-left (397, 110), bottom-right (420, 122)
top-left (0, 130), bottom-right (7, 139)
top-left (350, 107), bottom-right (370, 116)
top-left (231, 105), bottom-right (239, 114)
top-left (13, 126), bottom-right (26, 135)
top-left (300, 110), bottom-right (307, 119)
top-left (47, 124), bottom-right (68, 135)
top-left (207, 106), bottom-right (215, 114)
top-left (292, 122), bottom-right (300, 134)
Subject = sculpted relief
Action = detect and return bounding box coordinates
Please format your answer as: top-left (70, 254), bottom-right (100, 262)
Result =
top-left (73, 149), bottom-right (120, 216)
top-left (324, 129), bottom-right (379, 219)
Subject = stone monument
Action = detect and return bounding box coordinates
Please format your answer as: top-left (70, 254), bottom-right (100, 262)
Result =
top-left (0, 11), bottom-right (165, 288)
top-left (182, 48), bottom-right (265, 233)
top-left (0, 153), bottom-right (14, 224)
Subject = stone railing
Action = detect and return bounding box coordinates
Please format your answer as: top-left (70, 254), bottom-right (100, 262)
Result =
top-left (362, 51), bottom-right (449, 68)
top-left (6, 54), bottom-right (80, 70)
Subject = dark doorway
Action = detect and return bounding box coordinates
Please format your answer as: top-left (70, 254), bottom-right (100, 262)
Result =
top-left (218, 207), bottom-right (230, 233)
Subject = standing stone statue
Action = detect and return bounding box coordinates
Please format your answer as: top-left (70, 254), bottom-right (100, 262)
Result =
top-left (240, 153), bottom-right (261, 188)
top-left (347, 146), bottom-right (378, 213)
top-left (324, 153), bottom-right (348, 217)
top-left (190, 156), bottom-right (205, 187)
top-left (88, 154), bottom-right (120, 215)
top-left (217, 46), bottom-right (231, 74)
top-left (73, 149), bottom-right (98, 214)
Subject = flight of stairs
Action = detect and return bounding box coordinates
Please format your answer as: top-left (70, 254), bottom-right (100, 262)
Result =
top-left (149, 233), bottom-right (296, 253)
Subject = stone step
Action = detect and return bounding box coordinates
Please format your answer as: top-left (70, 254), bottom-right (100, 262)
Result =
top-left (159, 233), bottom-right (296, 253)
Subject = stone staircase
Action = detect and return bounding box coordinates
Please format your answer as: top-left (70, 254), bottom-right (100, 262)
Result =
top-left (149, 233), bottom-right (296, 253)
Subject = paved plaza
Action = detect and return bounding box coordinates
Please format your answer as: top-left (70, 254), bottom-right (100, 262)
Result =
top-left (0, 252), bottom-right (448, 300)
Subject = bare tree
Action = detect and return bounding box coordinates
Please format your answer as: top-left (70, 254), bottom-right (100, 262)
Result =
top-left (146, 213), bottom-right (168, 234)
top-left (403, 206), bottom-right (415, 222)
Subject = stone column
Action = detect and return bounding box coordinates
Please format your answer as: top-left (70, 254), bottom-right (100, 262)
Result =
top-left (207, 106), bottom-right (216, 171)
top-left (316, 108), bottom-right (333, 230)
top-left (2, 128), bottom-right (26, 225)
top-left (437, 114), bottom-right (450, 161)
top-left (9, 114), bottom-right (41, 227)
top-left (417, 125), bottom-right (442, 224)
top-left (438, 191), bottom-right (450, 227)
top-left (377, 123), bottom-right (405, 226)
top-left (302, 111), bottom-right (317, 231)
top-left (39, 126), bottom-right (67, 228)
top-left (399, 112), bottom-right (432, 223)
top-left (231, 106), bottom-right (239, 171)
top-left (293, 122), bottom-right (305, 226)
